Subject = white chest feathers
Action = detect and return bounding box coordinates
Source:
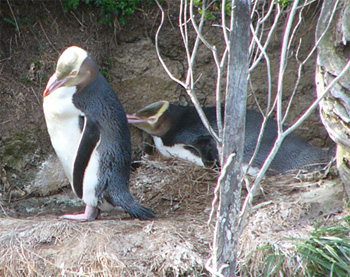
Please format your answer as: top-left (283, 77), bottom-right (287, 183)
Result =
top-left (43, 86), bottom-right (83, 184)
top-left (153, 136), bottom-right (204, 166)
top-left (43, 85), bottom-right (101, 207)
top-left (153, 137), bottom-right (260, 176)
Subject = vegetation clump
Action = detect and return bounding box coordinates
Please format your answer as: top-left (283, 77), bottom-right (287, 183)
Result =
top-left (297, 216), bottom-right (350, 276)
top-left (63, 0), bottom-right (154, 25)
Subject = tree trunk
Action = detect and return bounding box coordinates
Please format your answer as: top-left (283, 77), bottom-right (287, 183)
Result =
top-left (316, 0), bottom-right (350, 197)
top-left (213, 0), bottom-right (251, 275)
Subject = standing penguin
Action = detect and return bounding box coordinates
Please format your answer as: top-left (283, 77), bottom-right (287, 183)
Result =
top-left (43, 46), bottom-right (154, 221)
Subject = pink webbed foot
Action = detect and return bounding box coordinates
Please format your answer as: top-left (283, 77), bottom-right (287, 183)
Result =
top-left (60, 205), bottom-right (100, 221)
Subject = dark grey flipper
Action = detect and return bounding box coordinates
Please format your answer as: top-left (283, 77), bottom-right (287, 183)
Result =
top-left (184, 135), bottom-right (219, 167)
top-left (73, 116), bottom-right (100, 198)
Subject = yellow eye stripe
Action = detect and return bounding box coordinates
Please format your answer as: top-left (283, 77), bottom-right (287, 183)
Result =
top-left (154, 101), bottom-right (169, 118)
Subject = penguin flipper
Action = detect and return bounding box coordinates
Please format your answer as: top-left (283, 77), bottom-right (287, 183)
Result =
top-left (73, 117), bottom-right (100, 198)
top-left (184, 136), bottom-right (219, 167)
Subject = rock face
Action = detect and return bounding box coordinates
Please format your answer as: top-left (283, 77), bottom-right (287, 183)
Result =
top-left (316, 0), bottom-right (350, 196)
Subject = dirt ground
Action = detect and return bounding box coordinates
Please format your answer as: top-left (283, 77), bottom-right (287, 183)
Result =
top-left (0, 1), bottom-right (348, 276)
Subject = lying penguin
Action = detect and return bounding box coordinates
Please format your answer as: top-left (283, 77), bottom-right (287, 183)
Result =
top-left (43, 46), bottom-right (154, 221)
top-left (127, 101), bottom-right (332, 174)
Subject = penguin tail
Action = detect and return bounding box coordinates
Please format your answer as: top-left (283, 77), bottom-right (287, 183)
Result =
top-left (124, 201), bottom-right (155, 220)
top-left (105, 189), bottom-right (155, 220)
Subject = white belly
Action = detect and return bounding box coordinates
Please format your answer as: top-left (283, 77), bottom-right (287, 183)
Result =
top-left (43, 86), bottom-right (83, 185)
top-left (153, 137), bottom-right (260, 176)
top-left (82, 146), bottom-right (100, 207)
top-left (153, 137), bottom-right (204, 166)
top-left (242, 164), bottom-right (260, 177)
top-left (43, 78), bottom-right (99, 207)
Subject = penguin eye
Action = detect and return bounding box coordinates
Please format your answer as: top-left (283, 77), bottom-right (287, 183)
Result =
top-left (149, 117), bottom-right (157, 123)
top-left (71, 70), bottom-right (78, 77)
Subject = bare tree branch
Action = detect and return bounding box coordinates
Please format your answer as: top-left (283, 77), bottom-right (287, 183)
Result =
top-left (238, 59), bottom-right (350, 235)
top-left (283, 0), bottom-right (340, 123)
top-left (276, 0), bottom-right (299, 132)
top-left (154, 0), bottom-right (341, 275)
top-left (154, 0), bottom-right (221, 145)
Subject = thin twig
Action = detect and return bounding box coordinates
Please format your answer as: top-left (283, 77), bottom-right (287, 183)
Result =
top-left (190, 0), bottom-right (227, 149)
top-left (283, 0), bottom-right (340, 123)
top-left (234, 0), bottom-right (341, 245)
top-left (221, 0), bottom-right (229, 47)
top-left (6, 0), bottom-right (21, 37)
top-left (70, 11), bottom-right (86, 28)
top-left (285, 58), bottom-right (350, 137)
top-left (249, 4), bottom-right (281, 73)
top-left (0, 202), bottom-right (10, 218)
top-left (249, 23), bottom-right (272, 113)
top-left (39, 21), bottom-right (60, 54)
top-left (30, 87), bottom-right (41, 106)
top-left (154, 0), bottom-right (221, 144)
top-left (276, 0), bottom-right (299, 133)
top-left (238, 58), bottom-right (350, 236)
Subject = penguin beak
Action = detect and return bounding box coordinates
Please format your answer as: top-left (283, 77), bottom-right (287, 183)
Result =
top-left (126, 114), bottom-right (148, 124)
top-left (43, 73), bottom-right (68, 97)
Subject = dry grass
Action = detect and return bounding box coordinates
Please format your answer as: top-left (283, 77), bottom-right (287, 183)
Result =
top-left (238, 165), bottom-right (344, 276)
top-left (1, 155), bottom-right (215, 276)
top-left (0, 154), bottom-right (347, 276)
top-left (0, 217), bottom-right (209, 276)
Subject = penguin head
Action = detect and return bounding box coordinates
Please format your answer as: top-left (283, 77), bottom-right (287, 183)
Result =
top-left (44, 46), bottom-right (97, 97)
top-left (127, 101), bottom-right (171, 137)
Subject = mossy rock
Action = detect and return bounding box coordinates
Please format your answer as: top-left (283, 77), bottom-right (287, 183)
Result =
top-left (1, 132), bottom-right (37, 171)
